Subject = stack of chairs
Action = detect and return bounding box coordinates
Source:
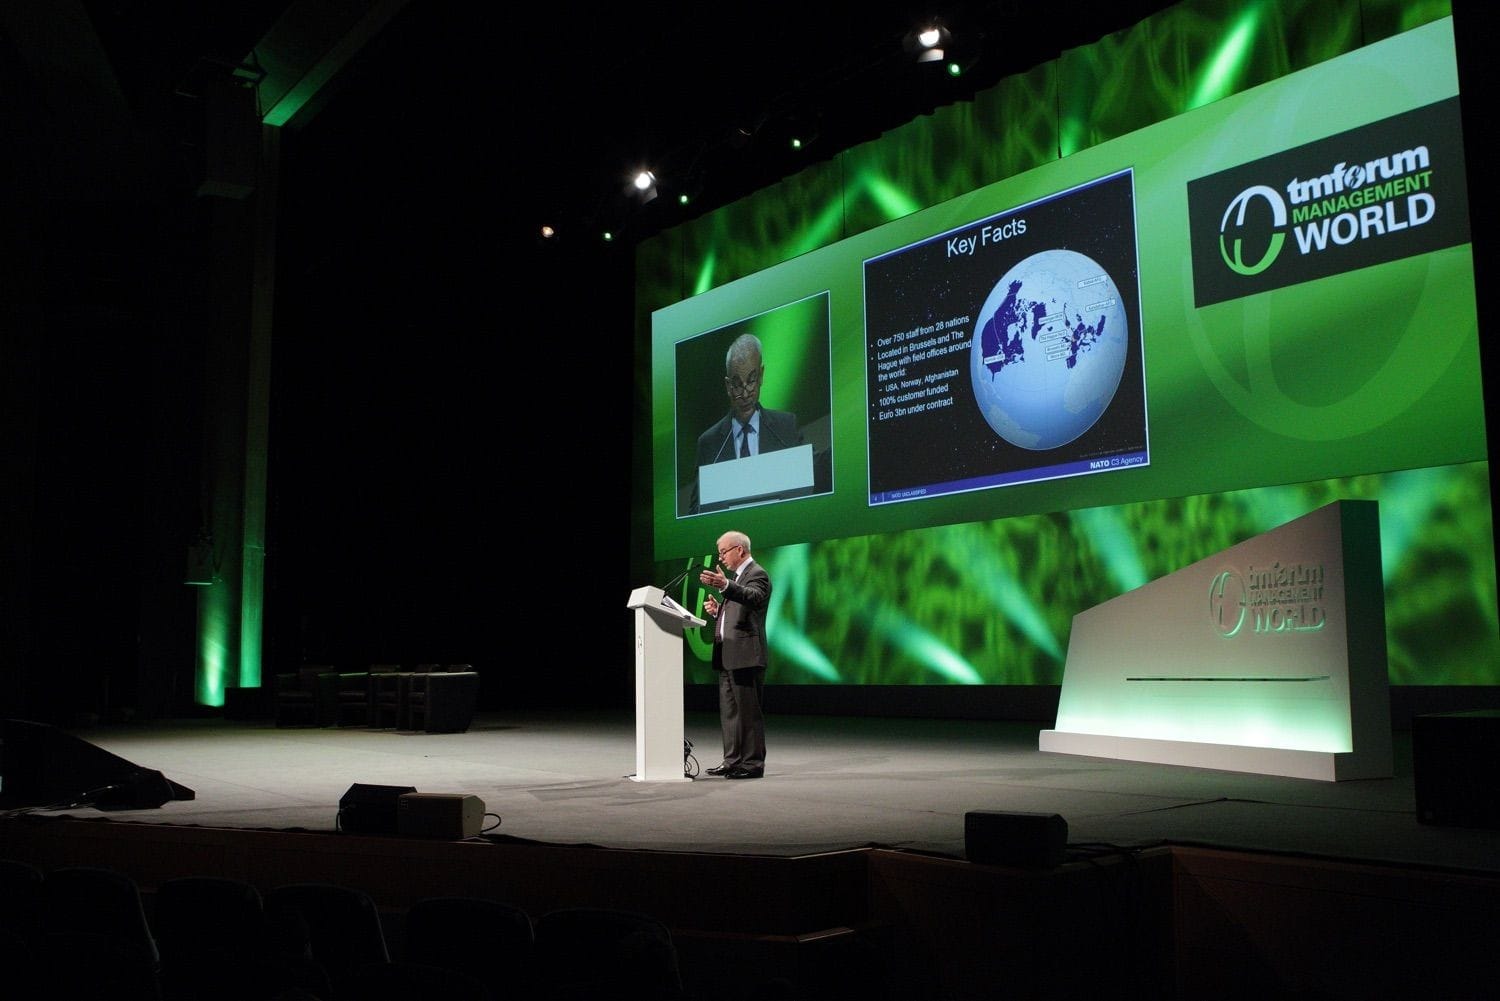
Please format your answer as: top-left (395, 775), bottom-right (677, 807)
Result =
top-left (405, 664), bottom-right (480, 734)
top-left (327, 664), bottom-right (402, 728)
top-left (273, 665), bottom-right (332, 728)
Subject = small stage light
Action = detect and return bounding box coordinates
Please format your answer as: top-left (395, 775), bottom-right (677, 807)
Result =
top-left (630, 169), bottom-right (659, 204)
top-left (905, 23), bottom-right (952, 64)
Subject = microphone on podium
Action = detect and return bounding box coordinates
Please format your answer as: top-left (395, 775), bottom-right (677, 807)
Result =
top-left (660, 560), bottom-right (702, 593)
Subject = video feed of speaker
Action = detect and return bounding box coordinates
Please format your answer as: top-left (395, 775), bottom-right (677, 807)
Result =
top-left (673, 292), bottom-right (834, 518)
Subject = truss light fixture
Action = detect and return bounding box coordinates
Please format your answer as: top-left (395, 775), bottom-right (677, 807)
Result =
top-left (906, 23), bottom-right (952, 63)
top-left (631, 169), bottom-right (659, 204)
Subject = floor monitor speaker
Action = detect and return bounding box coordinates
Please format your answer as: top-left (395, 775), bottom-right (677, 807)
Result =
top-left (397, 792), bottom-right (485, 839)
top-left (1414, 710), bottom-right (1500, 829)
top-left (338, 783), bottom-right (417, 835)
top-left (964, 810), bottom-right (1068, 868)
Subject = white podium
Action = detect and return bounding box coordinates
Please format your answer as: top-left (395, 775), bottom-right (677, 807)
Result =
top-left (626, 585), bottom-right (705, 782)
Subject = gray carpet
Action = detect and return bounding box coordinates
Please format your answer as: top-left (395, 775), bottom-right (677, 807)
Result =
top-left (19, 710), bottom-right (1499, 873)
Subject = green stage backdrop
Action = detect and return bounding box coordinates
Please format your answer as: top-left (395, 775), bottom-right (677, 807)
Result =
top-left (635, 3), bottom-right (1498, 688)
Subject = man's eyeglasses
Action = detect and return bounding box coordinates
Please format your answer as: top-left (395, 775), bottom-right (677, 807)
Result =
top-left (717, 544), bottom-right (742, 558)
top-left (724, 371), bottom-right (762, 395)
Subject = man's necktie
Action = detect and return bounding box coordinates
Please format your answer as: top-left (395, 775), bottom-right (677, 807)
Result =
top-left (739, 424), bottom-right (754, 458)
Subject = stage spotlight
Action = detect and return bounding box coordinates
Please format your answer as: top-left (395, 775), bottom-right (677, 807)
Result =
top-left (539, 224), bottom-right (556, 239)
top-left (905, 23), bottom-right (952, 63)
top-left (631, 169), bottom-right (658, 204)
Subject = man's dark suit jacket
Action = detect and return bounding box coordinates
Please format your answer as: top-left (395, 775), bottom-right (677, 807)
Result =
top-left (714, 558), bottom-right (770, 671)
top-left (695, 407), bottom-right (805, 468)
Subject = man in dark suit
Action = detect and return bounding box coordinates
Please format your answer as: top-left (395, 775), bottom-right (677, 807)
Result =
top-left (698, 530), bottom-right (770, 779)
top-left (693, 332), bottom-right (805, 483)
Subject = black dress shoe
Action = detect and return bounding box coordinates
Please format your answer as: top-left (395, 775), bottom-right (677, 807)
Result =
top-left (705, 764), bottom-right (731, 776)
top-left (724, 767), bottom-right (763, 779)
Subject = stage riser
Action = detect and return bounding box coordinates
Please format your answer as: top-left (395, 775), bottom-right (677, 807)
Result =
top-left (1171, 847), bottom-right (1500, 999)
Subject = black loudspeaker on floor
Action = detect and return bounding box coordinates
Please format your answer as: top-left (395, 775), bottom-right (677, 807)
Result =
top-left (0, 718), bottom-right (195, 809)
top-left (337, 783), bottom-right (417, 834)
top-left (964, 810), bottom-right (1069, 868)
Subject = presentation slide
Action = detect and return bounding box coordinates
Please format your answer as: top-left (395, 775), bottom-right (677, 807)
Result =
top-left (865, 169), bottom-right (1147, 505)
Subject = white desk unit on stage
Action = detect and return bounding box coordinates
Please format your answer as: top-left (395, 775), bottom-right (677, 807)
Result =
top-left (626, 585), bottom-right (705, 782)
top-left (1041, 500), bottom-right (1392, 781)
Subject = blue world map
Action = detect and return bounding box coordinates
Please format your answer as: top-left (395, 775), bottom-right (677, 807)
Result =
top-left (969, 249), bottom-right (1128, 451)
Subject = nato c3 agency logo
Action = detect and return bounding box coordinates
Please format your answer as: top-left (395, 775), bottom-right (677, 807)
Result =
top-left (1188, 97), bottom-right (1469, 308)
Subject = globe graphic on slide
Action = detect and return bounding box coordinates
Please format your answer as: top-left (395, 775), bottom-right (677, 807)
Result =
top-left (969, 248), bottom-right (1129, 451)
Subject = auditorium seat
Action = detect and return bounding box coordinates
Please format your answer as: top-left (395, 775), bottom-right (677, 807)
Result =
top-left (0, 858), bottom-right (43, 941)
top-left (403, 896), bottom-right (534, 997)
top-left (152, 876), bottom-right (269, 1001)
top-left (38, 866), bottom-right (162, 999)
top-left (532, 907), bottom-right (683, 999)
top-left (263, 882), bottom-right (390, 985)
top-left (338, 960), bottom-right (493, 1001)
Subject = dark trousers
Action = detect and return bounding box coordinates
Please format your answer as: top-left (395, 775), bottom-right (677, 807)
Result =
top-left (717, 665), bottom-right (766, 771)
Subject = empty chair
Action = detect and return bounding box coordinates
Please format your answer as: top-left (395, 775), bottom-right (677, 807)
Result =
top-left (263, 882), bottom-right (389, 986)
top-left (152, 876), bottom-right (281, 1001)
top-left (399, 665), bottom-right (438, 731)
top-left (153, 876), bottom-right (264, 949)
top-left (0, 927), bottom-right (33, 972)
top-left (410, 670), bottom-right (480, 733)
top-left (274, 665), bottom-right (331, 727)
top-left (0, 858), bottom-right (43, 941)
top-left (403, 896), bottom-right (534, 997)
top-left (369, 670), bottom-right (405, 729)
top-left (532, 907), bottom-right (683, 1000)
top-left (39, 866), bottom-right (162, 999)
top-left (41, 865), bottom-right (159, 966)
top-left (326, 664), bottom-right (395, 727)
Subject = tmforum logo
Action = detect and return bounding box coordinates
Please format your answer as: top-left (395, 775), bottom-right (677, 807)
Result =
top-left (1187, 97), bottom-right (1470, 308)
top-left (1209, 561), bottom-right (1327, 638)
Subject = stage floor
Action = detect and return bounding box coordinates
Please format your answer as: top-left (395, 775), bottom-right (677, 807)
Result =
top-left (13, 709), bottom-right (1498, 874)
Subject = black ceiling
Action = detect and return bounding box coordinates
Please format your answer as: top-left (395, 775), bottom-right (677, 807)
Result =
top-left (72, 0), bottom-right (1182, 248)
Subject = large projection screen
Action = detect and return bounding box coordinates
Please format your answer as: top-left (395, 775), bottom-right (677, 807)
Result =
top-left (646, 14), bottom-right (1496, 690)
